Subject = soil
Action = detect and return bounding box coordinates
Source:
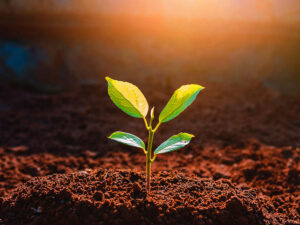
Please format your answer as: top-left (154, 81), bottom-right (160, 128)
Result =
top-left (0, 169), bottom-right (292, 225)
top-left (0, 77), bottom-right (299, 224)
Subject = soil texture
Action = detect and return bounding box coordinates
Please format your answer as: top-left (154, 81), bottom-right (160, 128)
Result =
top-left (0, 169), bottom-right (293, 225)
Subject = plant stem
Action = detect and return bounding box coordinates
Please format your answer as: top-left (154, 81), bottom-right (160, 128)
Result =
top-left (145, 108), bottom-right (158, 192)
top-left (146, 127), bottom-right (154, 192)
top-left (143, 117), bottom-right (149, 130)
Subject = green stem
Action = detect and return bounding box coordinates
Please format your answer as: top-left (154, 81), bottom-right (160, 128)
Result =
top-left (153, 121), bottom-right (161, 132)
top-left (145, 107), bottom-right (158, 192)
top-left (151, 154), bottom-right (156, 163)
top-left (143, 117), bottom-right (149, 130)
top-left (146, 127), bottom-right (154, 192)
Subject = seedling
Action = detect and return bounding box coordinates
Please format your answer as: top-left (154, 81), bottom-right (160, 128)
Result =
top-left (106, 77), bottom-right (204, 192)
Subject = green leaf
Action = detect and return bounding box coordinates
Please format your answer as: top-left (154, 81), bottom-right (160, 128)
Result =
top-left (108, 131), bottom-right (145, 150)
top-left (106, 77), bottom-right (149, 118)
top-left (154, 132), bottom-right (194, 154)
top-left (159, 84), bottom-right (204, 123)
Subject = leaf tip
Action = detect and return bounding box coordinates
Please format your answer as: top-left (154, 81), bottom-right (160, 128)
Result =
top-left (105, 76), bottom-right (112, 82)
top-left (195, 84), bottom-right (205, 91)
top-left (107, 132), bottom-right (116, 139)
top-left (180, 132), bottom-right (195, 139)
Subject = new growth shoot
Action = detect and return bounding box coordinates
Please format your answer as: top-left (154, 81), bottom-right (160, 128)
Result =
top-left (106, 77), bottom-right (204, 192)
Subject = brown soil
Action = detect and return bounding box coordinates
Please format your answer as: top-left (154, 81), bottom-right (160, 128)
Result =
top-left (0, 77), bottom-right (299, 224)
top-left (0, 169), bottom-right (289, 225)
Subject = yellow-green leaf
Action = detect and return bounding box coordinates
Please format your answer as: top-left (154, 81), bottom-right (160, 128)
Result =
top-left (106, 77), bottom-right (149, 118)
top-left (159, 84), bottom-right (204, 123)
top-left (154, 132), bottom-right (194, 154)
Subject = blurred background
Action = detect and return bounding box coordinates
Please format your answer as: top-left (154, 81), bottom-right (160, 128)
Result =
top-left (0, 0), bottom-right (299, 94)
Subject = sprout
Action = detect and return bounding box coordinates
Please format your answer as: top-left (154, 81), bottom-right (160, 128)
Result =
top-left (106, 76), bottom-right (205, 192)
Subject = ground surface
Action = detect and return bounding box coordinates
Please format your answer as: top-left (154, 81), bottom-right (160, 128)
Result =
top-left (0, 77), bottom-right (299, 224)
top-left (0, 169), bottom-right (290, 225)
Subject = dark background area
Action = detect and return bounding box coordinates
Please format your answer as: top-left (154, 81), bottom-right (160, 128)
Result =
top-left (0, 0), bottom-right (299, 94)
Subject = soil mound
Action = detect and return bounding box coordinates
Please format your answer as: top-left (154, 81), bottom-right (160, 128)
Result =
top-left (0, 169), bottom-right (289, 225)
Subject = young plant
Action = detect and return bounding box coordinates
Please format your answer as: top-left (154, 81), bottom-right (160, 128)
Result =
top-left (106, 77), bottom-right (204, 192)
